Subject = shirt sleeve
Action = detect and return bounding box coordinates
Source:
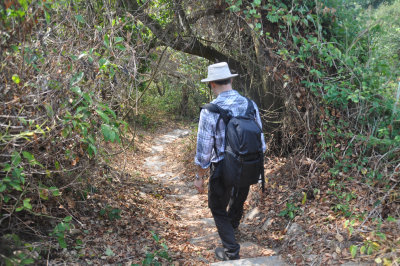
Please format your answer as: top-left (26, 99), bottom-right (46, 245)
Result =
top-left (253, 101), bottom-right (267, 153)
top-left (194, 109), bottom-right (215, 169)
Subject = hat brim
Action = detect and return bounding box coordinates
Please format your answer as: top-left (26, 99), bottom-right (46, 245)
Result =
top-left (201, 74), bottom-right (238, 83)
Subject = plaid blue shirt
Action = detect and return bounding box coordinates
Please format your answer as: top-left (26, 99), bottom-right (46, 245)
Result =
top-left (195, 90), bottom-right (266, 169)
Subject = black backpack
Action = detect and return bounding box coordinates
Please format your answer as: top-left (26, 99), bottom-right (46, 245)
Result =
top-left (201, 97), bottom-right (265, 191)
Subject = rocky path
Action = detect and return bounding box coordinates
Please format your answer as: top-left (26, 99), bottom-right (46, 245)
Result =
top-left (142, 128), bottom-right (287, 265)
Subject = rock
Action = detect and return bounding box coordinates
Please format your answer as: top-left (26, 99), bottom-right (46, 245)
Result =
top-left (262, 218), bottom-right (273, 231)
top-left (210, 256), bottom-right (287, 265)
top-left (69, 229), bottom-right (81, 235)
top-left (189, 232), bottom-right (219, 244)
top-left (200, 218), bottom-right (215, 227)
top-left (286, 223), bottom-right (304, 236)
top-left (245, 207), bottom-right (260, 220)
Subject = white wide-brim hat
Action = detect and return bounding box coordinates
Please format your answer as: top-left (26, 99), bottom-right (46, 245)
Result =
top-left (201, 62), bottom-right (238, 82)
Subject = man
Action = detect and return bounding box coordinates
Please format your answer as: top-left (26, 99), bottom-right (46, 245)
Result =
top-left (194, 62), bottom-right (266, 261)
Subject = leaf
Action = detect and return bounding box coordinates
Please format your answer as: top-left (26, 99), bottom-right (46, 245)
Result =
top-left (349, 245), bottom-right (357, 258)
top-left (151, 231), bottom-right (159, 242)
top-left (49, 187), bottom-right (61, 196)
top-left (71, 86), bottom-right (82, 95)
top-left (58, 237), bottom-right (67, 248)
top-left (11, 151), bottom-right (22, 166)
top-left (39, 188), bottom-right (49, 200)
top-left (82, 93), bottom-right (93, 104)
top-left (22, 151), bottom-right (35, 162)
top-left (101, 124), bottom-right (115, 142)
top-left (23, 198), bottom-right (32, 210)
top-left (99, 58), bottom-right (108, 67)
top-left (44, 10), bottom-right (51, 24)
top-left (75, 14), bottom-right (85, 23)
top-left (0, 183), bottom-right (7, 192)
top-left (114, 37), bottom-right (124, 43)
top-left (63, 216), bottom-right (72, 222)
top-left (105, 247), bottom-right (115, 256)
top-left (70, 72), bottom-right (84, 85)
top-left (360, 245), bottom-right (366, 254)
top-left (88, 143), bottom-right (97, 156)
top-left (115, 43), bottom-right (126, 51)
top-left (12, 74), bottom-right (21, 84)
top-left (96, 109), bottom-right (110, 123)
top-left (104, 34), bottom-right (110, 48)
top-left (301, 191), bottom-right (307, 205)
top-left (253, 0), bottom-right (261, 6)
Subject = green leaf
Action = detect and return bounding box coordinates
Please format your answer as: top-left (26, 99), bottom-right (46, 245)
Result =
top-left (101, 124), bottom-right (115, 142)
top-left (104, 34), bottom-right (110, 48)
top-left (71, 86), bottom-right (82, 95)
top-left (115, 43), bottom-right (126, 51)
top-left (105, 247), bottom-right (115, 256)
top-left (10, 181), bottom-right (22, 191)
top-left (376, 232), bottom-right (386, 240)
top-left (20, 258), bottom-right (35, 265)
top-left (58, 237), bottom-right (67, 248)
top-left (12, 74), bottom-right (21, 84)
top-left (360, 245), bottom-right (366, 254)
top-left (82, 93), bottom-right (93, 104)
top-left (114, 37), bottom-right (124, 43)
top-left (3, 163), bottom-right (12, 172)
top-left (96, 109), bottom-right (110, 123)
top-left (3, 195), bottom-right (10, 203)
top-left (0, 183), bottom-right (6, 192)
top-left (11, 151), bottom-right (22, 166)
top-left (23, 198), bottom-right (32, 210)
top-left (99, 58), bottom-right (108, 67)
top-left (75, 14), bottom-right (85, 24)
top-left (151, 231), bottom-right (159, 242)
top-left (22, 151), bottom-right (43, 168)
top-left (22, 151), bottom-right (35, 163)
top-left (367, 245), bottom-right (374, 255)
top-left (88, 144), bottom-right (97, 156)
top-left (63, 216), bottom-right (72, 222)
top-left (349, 245), bottom-right (357, 258)
top-left (49, 187), bottom-right (61, 196)
top-left (44, 10), bottom-right (51, 24)
top-left (70, 72), bottom-right (84, 85)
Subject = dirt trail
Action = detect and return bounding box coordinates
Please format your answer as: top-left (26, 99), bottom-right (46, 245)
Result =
top-left (142, 128), bottom-right (281, 264)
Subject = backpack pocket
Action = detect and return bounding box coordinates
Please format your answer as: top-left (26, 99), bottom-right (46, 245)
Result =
top-left (238, 158), bottom-right (262, 187)
top-left (222, 151), bottom-right (262, 188)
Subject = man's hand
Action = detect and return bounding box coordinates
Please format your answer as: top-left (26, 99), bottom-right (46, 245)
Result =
top-left (194, 166), bottom-right (208, 193)
top-left (194, 177), bottom-right (204, 193)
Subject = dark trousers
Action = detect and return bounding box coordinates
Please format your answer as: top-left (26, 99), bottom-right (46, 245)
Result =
top-left (208, 162), bottom-right (250, 257)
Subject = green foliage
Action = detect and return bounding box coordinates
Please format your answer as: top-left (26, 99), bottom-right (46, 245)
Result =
top-left (133, 231), bottom-right (172, 266)
top-left (51, 216), bottom-right (73, 249)
top-left (99, 205), bottom-right (122, 221)
top-left (279, 202), bottom-right (300, 220)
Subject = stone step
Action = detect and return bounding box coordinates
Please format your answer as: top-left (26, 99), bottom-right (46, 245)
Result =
top-left (211, 256), bottom-right (287, 266)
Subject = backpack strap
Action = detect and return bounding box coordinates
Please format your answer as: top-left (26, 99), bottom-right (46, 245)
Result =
top-left (202, 103), bottom-right (231, 125)
top-left (200, 103), bottom-right (230, 157)
top-left (244, 97), bottom-right (256, 117)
